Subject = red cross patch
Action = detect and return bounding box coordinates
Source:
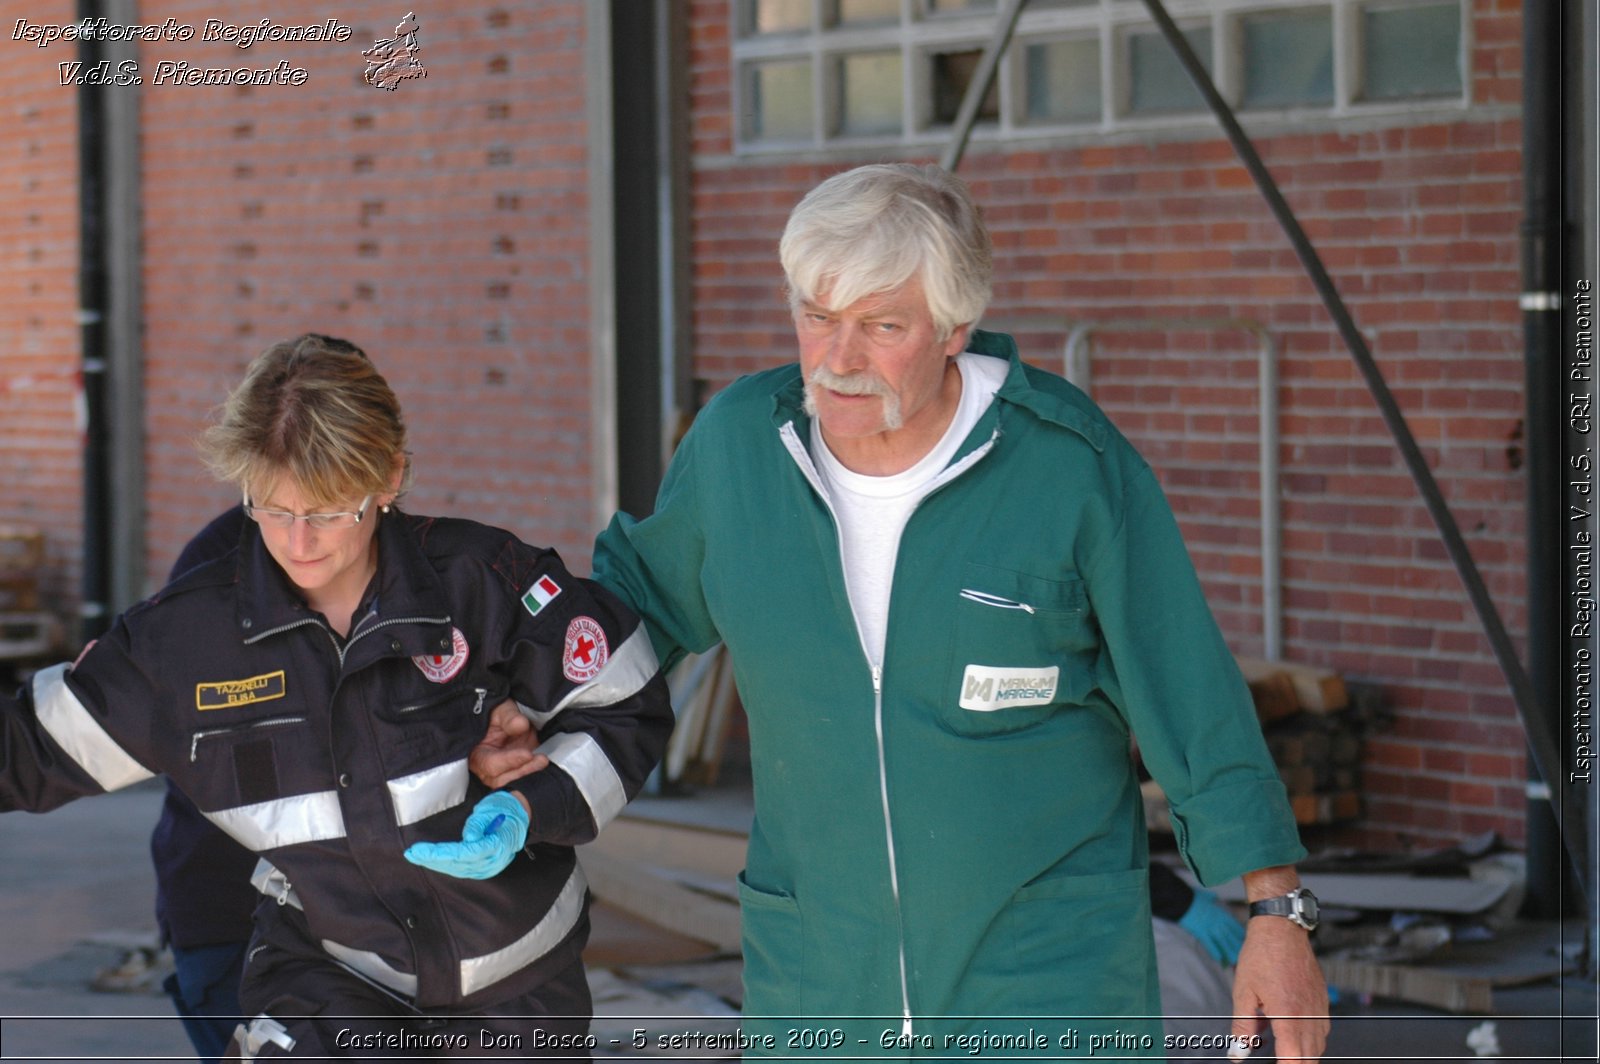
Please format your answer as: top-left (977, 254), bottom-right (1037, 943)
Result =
top-left (413, 626), bottom-right (470, 683)
top-left (562, 616), bottom-right (608, 683)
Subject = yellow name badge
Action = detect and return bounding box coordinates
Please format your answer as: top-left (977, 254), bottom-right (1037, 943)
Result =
top-left (196, 670), bottom-right (287, 711)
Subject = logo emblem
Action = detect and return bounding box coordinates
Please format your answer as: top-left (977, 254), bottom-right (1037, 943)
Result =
top-left (522, 574), bottom-right (562, 618)
top-left (413, 626), bottom-right (469, 683)
top-left (362, 12), bottom-right (426, 90)
top-left (196, 670), bottom-right (287, 711)
top-left (958, 665), bottom-right (1059, 711)
top-left (562, 616), bottom-right (608, 683)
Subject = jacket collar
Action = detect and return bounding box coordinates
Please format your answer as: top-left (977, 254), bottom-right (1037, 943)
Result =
top-left (233, 510), bottom-right (453, 642)
top-left (769, 328), bottom-right (1107, 456)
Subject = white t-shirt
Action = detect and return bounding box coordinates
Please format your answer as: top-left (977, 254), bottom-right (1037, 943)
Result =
top-left (811, 352), bottom-right (1009, 666)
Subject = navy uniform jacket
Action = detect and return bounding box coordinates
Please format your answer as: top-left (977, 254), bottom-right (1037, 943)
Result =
top-left (3, 511), bottom-right (672, 1010)
top-left (152, 504), bottom-right (258, 950)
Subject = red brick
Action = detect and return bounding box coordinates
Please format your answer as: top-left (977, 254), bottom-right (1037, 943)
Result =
top-left (0, 0), bottom-right (1535, 848)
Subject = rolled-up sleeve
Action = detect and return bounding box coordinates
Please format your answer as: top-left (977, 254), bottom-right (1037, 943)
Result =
top-left (1084, 464), bottom-right (1305, 885)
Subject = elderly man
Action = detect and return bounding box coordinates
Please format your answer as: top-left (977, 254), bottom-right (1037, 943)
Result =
top-left (487, 163), bottom-right (1328, 1060)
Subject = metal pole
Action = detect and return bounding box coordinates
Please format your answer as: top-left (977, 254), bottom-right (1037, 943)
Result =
top-left (940, 0), bottom-right (1028, 173)
top-left (1066, 319), bottom-right (1282, 660)
top-left (1519, 0), bottom-right (1570, 924)
top-left (1139, 0), bottom-right (1586, 881)
top-left (76, 0), bottom-right (110, 644)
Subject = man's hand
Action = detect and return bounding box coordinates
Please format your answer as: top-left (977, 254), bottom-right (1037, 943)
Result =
top-left (471, 699), bottom-right (548, 789)
top-left (1231, 868), bottom-right (1329, 1062)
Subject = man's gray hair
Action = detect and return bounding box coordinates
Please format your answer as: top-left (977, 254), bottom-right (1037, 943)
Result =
top-left (780, 163), bottom-right (992, 340)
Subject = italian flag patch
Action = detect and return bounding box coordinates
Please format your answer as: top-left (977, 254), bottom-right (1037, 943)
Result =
top-left (522, 574), bottom-right (563, 618)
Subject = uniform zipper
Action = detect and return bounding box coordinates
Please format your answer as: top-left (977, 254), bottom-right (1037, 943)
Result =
top-left (190, 715), bottom-right (308, 762)
top-left (398, 686), bottom-right (488, 715)
top-left (872, 665), bottom-right (914, 1045)
top-left (243, 612), bottom-right (451, 668)
top-left (779, 421), bottom-right (998, 1042)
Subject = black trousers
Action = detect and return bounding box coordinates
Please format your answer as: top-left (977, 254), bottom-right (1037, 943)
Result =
top-left (228, 944), bottom-right (594, 1060)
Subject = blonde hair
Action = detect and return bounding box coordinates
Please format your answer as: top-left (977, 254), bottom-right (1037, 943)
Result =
top-left (198, 334), bottom-right (411, 507)
top-left (780, 163), bottom-right (992, 340)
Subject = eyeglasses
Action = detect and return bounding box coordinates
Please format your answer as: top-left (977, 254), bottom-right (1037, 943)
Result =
top-left (244, 494), bottom-right (374, 531)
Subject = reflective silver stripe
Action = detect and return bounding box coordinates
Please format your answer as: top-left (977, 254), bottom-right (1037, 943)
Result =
top-left (31, 663), bottom-right (155, 792)
top-left (249, 859), bottom-right (303, 910)
top-left (205, 791), bottom-right (346, 851)
top-left (387, 758), bottom-right (470, 827)
top-left (549, 627), bottom-right (659, 715)
top-left (320, 939), bottom-right (418, 997)
top-left (513, 699), bottom-right (547, 728)
top-left (459, 863), bottom-right (587, 997)
top-left (538, 731), bottom-right (627, 831)
top-left (259, 860), bottom-right (585, 1002)
top-left (235, 1015), bottom-right (297, 1058)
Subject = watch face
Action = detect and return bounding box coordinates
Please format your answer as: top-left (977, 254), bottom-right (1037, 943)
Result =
top-left (1293, 889), bottom-right (1319, 928)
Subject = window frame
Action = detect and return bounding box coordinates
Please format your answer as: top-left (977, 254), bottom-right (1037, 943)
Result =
top-left (729, 0), bottom-right (1474, 155)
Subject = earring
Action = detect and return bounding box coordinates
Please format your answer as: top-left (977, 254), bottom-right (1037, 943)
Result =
top-left (381, 503), bottom-right (391, 514)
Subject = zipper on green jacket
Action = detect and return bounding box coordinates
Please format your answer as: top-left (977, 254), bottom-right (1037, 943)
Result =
top-left (871, 663), bottom-right (914, 1043)
top-left (778, 419), bottom-right (998, 1041)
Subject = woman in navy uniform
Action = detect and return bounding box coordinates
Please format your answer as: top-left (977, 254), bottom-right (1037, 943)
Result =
top-left (2, 334), bottom-right (672, 1057)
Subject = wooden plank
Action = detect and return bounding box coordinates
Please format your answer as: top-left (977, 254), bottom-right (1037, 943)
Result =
top-left (1289, 790), bottom-right (1361, 824)
top-left (585, 900), bottom-right (723, 967)
top-left (1278, 764), bottom-right (1317, 796)
top-left (0, 576), bottom-right (37, 612)
top-left (664, 649), bottom-right (720, 782)
top-left (579, 847), bottom-right (742, 954)
top-left (684, 649), bottom-right (739, 787)
top-left (1235, 659), bottom-right (1300, 723)
top-left (596, 816), bottom-right (747, 880)
top-left (1237, 655), bottom-right (1349, 713)
top-left (1320, 958), bottom-right (1492, 1013)
top-left (0, 612), bottom-right (55, 661)
top-left (0, 526), bottom-right (45, 569)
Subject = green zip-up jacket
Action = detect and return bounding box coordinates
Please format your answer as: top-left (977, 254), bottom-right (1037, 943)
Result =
top-left (594, 331), bottom-right (1305, 1057)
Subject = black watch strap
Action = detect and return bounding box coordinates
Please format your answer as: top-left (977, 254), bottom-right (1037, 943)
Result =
top-left (1248, 887), bottom-right (1319, 931)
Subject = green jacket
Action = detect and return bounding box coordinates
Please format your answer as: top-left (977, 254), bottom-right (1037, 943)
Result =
top-left (594, 331), bottom-right (1304, 1056)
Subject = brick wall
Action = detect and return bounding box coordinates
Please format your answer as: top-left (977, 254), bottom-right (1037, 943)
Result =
top-left (0, 0), bottom-right (84, 616)
top-left (134, 0), bottom-right (595, 588)
top-left (685, 0), bottom-right (1529, 847)
top-left (0, 0), bottom-right (1535, 846)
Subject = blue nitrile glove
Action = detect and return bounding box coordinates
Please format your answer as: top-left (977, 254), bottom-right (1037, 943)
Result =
top-left (403, 792), bottom-right (529, 880)
top-left (1177, 888), bottom-right (1246, 966)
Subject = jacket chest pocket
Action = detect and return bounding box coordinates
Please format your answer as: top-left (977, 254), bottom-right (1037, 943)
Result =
top-left (940, 563), bottom-right (1098, 736)
top-left (188, 715), bottom-right (312, 806)
top-left (378, 682), bottom-right (494, 773)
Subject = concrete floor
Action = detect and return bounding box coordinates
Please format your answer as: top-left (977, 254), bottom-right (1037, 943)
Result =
top-left (0, 780), bottom-right (1594, 1061)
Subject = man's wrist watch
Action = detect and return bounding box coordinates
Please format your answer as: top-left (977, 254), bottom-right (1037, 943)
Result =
top-left (1248, 887), bottom-right (1320, 931)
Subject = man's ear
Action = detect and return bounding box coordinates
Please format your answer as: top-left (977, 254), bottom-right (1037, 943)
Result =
top-left (943, 322), bottom-right (973, 358)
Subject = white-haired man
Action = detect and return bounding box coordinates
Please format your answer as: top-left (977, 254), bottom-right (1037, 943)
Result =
top-left (486, 164), bottom-right (1329, 1060)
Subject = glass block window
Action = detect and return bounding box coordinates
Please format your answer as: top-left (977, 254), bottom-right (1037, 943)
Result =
top-left (1021, 36), bottom-right (1101, 125)
top-left (931, 48), bottom-right (1001, 125)
top-left (926, 0), bottom-right (997, 13)
top-left (1128, 25), bottom-right (1212, 115)
top-left (730, 0), bottom-right (1468, 152)
top-left (742, 0), bottom-right (811, 36)
top-left (1241, 8), bottom-right (1335, 109)
top-left (745, 60), bottom-right (815, 141)
top-left (1361, 1), bottom-right (1463, 101)
top-left (836, 51), bottom-right (903, 135)
top-left (836, 0), bottom-right (901, 26)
